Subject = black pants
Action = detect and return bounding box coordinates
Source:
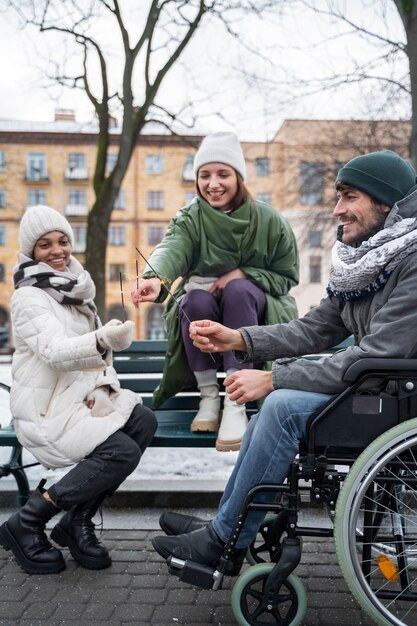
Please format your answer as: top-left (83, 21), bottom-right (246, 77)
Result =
top-left (48, 404), bottom-right (157, 510)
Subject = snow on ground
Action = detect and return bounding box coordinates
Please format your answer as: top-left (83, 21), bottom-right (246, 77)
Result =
top-left (0, 363), bottom-right (239, 485)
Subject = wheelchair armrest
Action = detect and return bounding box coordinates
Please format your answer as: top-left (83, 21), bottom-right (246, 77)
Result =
top-left (343, 358), bottom-right (417, 383)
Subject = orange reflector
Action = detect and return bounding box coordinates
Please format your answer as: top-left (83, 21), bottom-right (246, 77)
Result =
top-left (376, 555), bottom-right (399, 582)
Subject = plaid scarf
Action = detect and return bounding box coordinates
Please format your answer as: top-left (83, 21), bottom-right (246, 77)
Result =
top-left (13, 254), bottom-right (99, 327)
top-left (327, 217), bottom-right (417, 302)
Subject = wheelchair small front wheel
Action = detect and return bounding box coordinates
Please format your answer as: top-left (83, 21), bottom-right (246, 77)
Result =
top-left (335, 417), bottom-right (417, 626)
top-left (231, 563), bottom-right (307, 626)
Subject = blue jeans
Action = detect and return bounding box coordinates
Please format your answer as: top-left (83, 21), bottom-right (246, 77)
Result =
top-left (212, 389), bottom-right (332, 548)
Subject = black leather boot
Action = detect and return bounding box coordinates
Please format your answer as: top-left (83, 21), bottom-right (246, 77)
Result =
top-left (159, 511), bottom-right (208, 536)
top-left (152, 523), bottom-right (245, 576)
top-left (50, 496), bottom-right (111, 570)
top-left (0, 481), bottom-right (65, 574)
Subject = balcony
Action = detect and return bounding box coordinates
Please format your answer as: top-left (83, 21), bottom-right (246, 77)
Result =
top-left (65, 204), bottom-right (88, 217)
top-left (65, 167), bottom-right (88, 181)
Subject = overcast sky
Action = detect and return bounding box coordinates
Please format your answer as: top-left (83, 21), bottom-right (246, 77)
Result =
top-left (0, 1), bottom-right (408, 141)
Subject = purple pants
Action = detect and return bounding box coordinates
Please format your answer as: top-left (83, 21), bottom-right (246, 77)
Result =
top-left (180, 278), bottom-right (266, 372)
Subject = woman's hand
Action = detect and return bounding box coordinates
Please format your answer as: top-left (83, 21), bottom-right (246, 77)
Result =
top-left (209, 269), bottom-right (246, 294)
top-left (189, 320), bottom-right (246, 353)
top-left (131, 277), bottom-right (161, 307)
top-left (224, 370), bottom-right (274, 403)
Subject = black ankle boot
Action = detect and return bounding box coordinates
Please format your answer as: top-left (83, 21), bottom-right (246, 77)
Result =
top-left (159, 511), bottom-right (208, 536)
top-left (0, 481), bottom-right (65, 574)
top-left (50, 496), bottom-right (111, 570)
top-left (152, 523), bottom-right (245, 577)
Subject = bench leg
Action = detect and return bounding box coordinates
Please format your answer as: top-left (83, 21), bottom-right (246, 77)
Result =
top-left (0, 446), bottom-right (32, 507)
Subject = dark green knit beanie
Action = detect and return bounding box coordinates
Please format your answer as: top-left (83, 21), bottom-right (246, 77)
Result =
top-left (336, 150), bottom-right (416, 208)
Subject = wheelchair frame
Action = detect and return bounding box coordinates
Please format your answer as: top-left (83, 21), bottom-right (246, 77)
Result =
top-left (165, 358), bottom-right (417, 626)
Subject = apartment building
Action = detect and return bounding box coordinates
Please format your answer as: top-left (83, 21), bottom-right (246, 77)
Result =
top-left (0, 113), bottom-right (411, 350)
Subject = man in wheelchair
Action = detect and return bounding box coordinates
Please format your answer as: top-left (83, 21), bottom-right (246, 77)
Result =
top-left (152, 151), bottom-right (417, 607)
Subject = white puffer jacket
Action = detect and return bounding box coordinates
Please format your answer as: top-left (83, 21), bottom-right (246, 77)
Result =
top-left (10, 286), bottom-right (140, 469)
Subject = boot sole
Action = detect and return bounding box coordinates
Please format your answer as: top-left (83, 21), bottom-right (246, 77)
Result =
top-left (190, 420), bottom-right (219, 432)
top-left (215, 438), bottom-right (242, 452)
top-left (50, 526), bottom-right (112, 570)
top-left (0, 522), bottom-right (66, 575)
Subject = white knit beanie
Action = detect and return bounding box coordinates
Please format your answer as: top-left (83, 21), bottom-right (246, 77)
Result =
top-left (19, 205), bottom-right (74, 258)
top-left (193, 131), bottom-right (247, 180)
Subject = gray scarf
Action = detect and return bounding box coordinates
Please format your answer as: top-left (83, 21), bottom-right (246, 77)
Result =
top-left (13, 254), bottom-right (99, 327)
top-left (327, 217), bottom-right (417, 301)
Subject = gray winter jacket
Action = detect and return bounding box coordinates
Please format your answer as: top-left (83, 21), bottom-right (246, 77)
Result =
top-left (237, 186), bottom-right (417, 395)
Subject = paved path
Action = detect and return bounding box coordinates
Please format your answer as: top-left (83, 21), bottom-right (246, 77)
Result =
top-left (0, 507), bottom-right (378, 626)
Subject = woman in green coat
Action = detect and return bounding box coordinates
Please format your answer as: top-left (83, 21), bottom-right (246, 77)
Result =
top-left (131, 131), bottom-right (299, 451)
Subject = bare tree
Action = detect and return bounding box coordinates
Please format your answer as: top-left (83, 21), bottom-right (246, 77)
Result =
top-left (5, 0), bottom-right (279, 315)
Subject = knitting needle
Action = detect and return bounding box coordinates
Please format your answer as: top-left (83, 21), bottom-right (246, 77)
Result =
top-left (135, 259), bottom-right (139, 291)
top-left (119, 272), bottom-right (126, 322)
top-left (134, 247), bottom-right (216, 363)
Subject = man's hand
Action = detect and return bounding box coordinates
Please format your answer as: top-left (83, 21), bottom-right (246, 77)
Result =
top-left (131, 277), bottom-right (161, 307)
top-left (209, 269), bottom-right (246, 294)
top-left (224, 370), bottom-right (274, 404)
top-left (189, 320), bottom-right (247, 353)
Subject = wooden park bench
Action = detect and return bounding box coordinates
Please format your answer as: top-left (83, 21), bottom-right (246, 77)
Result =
top-left (0, 337), bottom-right (353, 506)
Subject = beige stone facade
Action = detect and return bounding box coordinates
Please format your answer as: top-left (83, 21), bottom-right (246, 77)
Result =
top-left (0, 116), bottom-right (411, 349)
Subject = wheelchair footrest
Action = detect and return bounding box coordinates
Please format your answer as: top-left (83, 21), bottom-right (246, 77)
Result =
top-left (168, 556), bottom-right (223, 590)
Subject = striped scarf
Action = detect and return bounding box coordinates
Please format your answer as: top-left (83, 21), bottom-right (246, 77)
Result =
top-left (13, 254), bottom-right (99, 327)
top-left (327, 217), bottom-right (417, 302)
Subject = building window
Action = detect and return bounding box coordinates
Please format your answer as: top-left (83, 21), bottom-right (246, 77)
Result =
top-left (0, 264), bottom-right (5, 282)
top-left (66, 153), bottom-right (87, 179)
top-left (28, 189), bottom-right (47, 206)
top-left (0, 152), bottom-right (5, 171)
top-left (114, 190), bottom-right (126, 210)
top-left (27, 152), bottom-right (47, 180)
top-left (255, 158), bottom-right (270, 177)
top-left (0, 189), bottom-right (5, 208)
top-left (0, 226), bottom-right (6, 246)
top-left (256, 192), bottom-right (271, 204)
top-left (147, 191), bottom-right (164, 211)
top-left (300, 161), bottom-right (324, 205)
top-left (108, 225), bottom-right (126, 245)
top-left (182, 154), bottom-right (195, 182)
top-left (106, 153), bottom-right (118, 173)
top-left (0, 306), bottom-right (9, 350)
top-left (68, 189), bottom-right (86, 205)
top-left (109, 263), bottom-right (126, 281)
top-left (147, 306), bottom-right (167, 340)
top-left (72, 225), bottom-right (87, 253)
top-left (146, 154), bottom-right (164, 175)
top-left (68, 153), bottom-right (86, 170)
top-left (308, 230), bottom-right (321, 247)
top-left (184, 191), bottom-right (195, 205)
top-left (309, 255), bottom-right (322, 283)
top-left (106, 303), bottom-right (129, 324)
top-left (147, 225), bottom-right (165, 245)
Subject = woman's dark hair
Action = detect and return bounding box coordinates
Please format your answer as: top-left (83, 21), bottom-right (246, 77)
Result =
top-left (196, 169), bottom-right (253, 211)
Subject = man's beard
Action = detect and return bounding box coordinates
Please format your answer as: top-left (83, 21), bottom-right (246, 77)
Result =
top-left (337, 202), bottom-right (388, 246)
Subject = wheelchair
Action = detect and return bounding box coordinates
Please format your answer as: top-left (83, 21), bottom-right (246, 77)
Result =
top-left (162, 357), bottom-right (417, 626)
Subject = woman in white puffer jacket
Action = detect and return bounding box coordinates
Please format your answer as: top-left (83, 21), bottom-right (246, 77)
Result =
top-left (0, 205), bottom-right (157, 576)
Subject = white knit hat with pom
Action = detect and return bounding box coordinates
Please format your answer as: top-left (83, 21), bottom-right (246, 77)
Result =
top-left (19, 205), bottom-right (74, 258)
top-left (193, 131), bottom-right (247, 180)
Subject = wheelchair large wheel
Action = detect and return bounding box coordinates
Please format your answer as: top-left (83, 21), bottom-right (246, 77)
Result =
top-left (334, 417), bottom-right (417, 626)
top-left (246, 514), bottom-right (281, 565)
top-left (231, 563), bottom-right (307, 626)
